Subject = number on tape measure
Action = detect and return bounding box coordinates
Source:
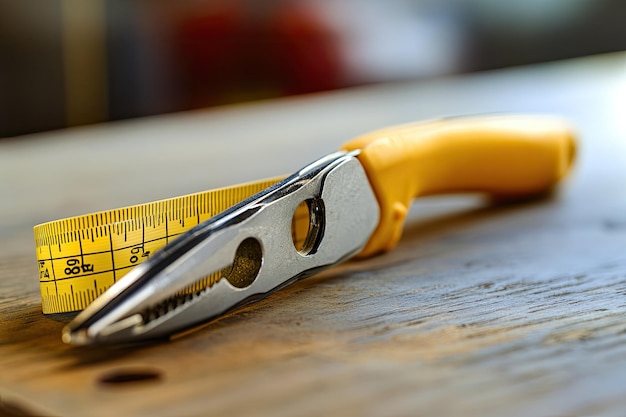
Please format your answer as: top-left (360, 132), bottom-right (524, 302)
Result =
top-left (34, 177), bottom-right (315, 314)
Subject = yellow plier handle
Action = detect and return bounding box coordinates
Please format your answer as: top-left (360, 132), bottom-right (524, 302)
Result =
top-left (342, 115), bottom-right (576, 256)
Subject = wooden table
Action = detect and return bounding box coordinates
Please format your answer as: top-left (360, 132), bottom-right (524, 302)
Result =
top-left (1, 52), bottom-right (626, 417)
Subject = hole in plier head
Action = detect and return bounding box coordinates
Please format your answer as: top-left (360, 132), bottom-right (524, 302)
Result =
top-left (221, 237), bottom-right (263, 288)
top-left (291, 197), bottom-right (325, 256)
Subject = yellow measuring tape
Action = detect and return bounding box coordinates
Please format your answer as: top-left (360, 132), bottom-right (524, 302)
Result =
top-left (34, 177), bottom-right (311, 314)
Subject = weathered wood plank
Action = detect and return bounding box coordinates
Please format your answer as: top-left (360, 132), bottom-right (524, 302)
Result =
top-left (1, 53), bottom-right (626, 417)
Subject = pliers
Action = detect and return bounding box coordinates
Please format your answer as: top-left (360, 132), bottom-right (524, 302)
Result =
top-left (64, 115), bottom-right (576, 345)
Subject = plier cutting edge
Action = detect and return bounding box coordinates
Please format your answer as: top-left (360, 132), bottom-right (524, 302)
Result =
top-left (64, 115), bottom-right (576, 345)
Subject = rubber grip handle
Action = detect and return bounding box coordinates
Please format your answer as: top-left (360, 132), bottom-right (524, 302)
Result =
top-left (341, 115), bottom-right (576, 257)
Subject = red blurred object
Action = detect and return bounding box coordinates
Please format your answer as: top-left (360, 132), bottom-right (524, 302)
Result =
top-left (267, 2), bottom-right (342, 95)
top-left (176, 1), bottom-right (342, 109)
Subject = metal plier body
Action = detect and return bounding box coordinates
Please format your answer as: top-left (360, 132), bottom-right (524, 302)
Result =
top-left (65, 152), bottom-right (379, 344)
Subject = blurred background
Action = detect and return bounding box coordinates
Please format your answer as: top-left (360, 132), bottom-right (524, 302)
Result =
top-left (1, 0), bottom-right (625, 138)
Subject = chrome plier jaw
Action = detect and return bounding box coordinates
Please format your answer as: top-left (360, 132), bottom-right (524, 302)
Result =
top-left (64, 151), bottom-right (380, 345)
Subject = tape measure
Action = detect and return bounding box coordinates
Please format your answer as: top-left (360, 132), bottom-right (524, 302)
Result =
top-left (34, 177), bottom-right (312, 314)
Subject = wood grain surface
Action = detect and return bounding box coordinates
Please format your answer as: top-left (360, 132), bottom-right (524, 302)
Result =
top-left (1, 53), bottom-right (626, 417)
